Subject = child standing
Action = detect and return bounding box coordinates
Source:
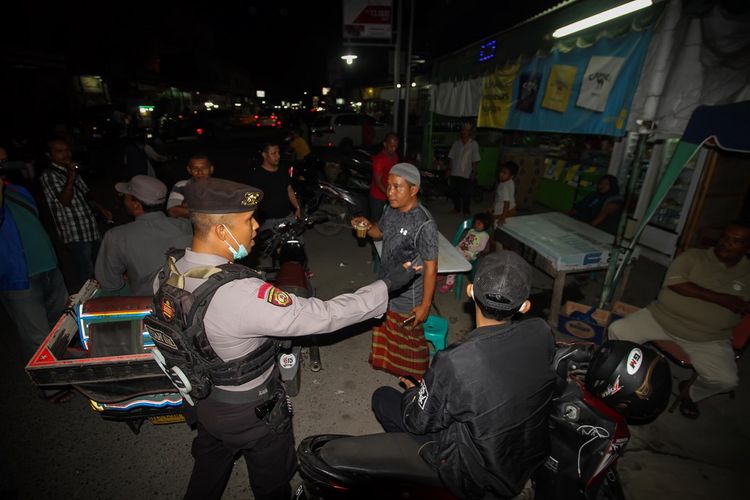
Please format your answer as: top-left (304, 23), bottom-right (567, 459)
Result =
top-left (491, 161), bottom-right (519, 228)
top-left (439, 213), bottom-right (493, 293)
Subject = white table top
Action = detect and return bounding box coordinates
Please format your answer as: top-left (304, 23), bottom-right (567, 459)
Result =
top-left (374, 232), bottom-right (471, 274)
top-left (500, 212), bottom-right (639, 273)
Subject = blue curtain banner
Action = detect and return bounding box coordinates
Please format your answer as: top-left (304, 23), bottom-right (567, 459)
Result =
top-left (501, 30), bottom-right (652, 137)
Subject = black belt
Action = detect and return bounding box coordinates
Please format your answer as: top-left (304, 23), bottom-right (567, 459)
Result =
top-left (208, 376), bottom-right (280, 405)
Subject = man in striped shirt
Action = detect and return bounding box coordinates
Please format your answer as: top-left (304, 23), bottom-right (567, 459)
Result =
top-left (40, 138), bottom-right (112, 291)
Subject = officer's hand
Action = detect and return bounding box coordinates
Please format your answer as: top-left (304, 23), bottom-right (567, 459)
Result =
top-left (382, 262), bottom-right (418, 292)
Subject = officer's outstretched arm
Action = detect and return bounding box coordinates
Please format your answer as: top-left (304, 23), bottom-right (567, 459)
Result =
top-left (235, 278), bottom-right (389, 338)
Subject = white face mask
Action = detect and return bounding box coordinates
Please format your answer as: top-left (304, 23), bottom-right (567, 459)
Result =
top-left (222, 224), bottom-right (248, 260)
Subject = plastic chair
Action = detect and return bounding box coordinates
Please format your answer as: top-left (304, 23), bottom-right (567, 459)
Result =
top-left (651, 315), bottom-right (750, 411)
top-left (424, 315), bottom-right (449, 355)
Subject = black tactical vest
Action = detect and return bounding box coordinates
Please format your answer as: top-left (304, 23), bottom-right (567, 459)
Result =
top-left (145, 249), bottom-right (277, 405)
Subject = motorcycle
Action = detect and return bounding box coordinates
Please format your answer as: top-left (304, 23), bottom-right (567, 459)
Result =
top-left (255, 214), bottom-right (324, 396)
top-left (295, 341), bottom-right (671, 500)
top-left (288, 154), bottom-right (365, 237)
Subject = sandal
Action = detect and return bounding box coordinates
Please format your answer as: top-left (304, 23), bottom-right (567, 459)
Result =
top-left (677, 380), bottom-right (699, 420)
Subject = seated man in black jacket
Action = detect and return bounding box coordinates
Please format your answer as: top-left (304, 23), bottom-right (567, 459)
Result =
top-left (372, 251), bottom-right (556, 499)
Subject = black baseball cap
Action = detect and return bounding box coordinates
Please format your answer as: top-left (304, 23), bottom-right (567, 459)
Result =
top-left (184, 177), bottom-right (263, 214)
top-left (472, 251), bottom-right (531, 311)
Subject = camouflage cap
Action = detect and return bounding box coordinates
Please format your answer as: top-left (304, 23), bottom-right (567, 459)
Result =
top-left (184, 177), bottom-right (263, 214)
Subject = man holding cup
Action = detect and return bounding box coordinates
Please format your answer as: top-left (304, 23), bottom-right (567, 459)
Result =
top-left (351, 163), bottom-right (438, 378)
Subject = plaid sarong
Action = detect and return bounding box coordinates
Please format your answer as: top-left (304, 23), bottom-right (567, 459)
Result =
top-left (370, 311), bottom-right (430, 378)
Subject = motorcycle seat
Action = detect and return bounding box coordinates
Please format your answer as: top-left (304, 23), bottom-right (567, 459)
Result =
top-left (319, 432), bottom-right (443, 487)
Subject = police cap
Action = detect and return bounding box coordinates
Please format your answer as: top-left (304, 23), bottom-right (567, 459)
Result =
top-left (184, 178), bottom-right (264, 214)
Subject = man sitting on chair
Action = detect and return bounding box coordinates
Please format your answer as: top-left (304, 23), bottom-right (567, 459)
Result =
top-left (609, 222), bottom-right (750, 419)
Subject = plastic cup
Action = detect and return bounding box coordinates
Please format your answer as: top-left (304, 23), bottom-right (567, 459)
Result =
top-left (356, 222), bottom-right (369, 239)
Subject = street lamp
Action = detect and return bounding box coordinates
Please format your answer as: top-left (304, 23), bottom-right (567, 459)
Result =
top-left (341, 54), bottom-right (358, 65)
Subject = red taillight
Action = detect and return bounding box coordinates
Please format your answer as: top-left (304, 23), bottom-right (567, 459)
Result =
top-left (196, 128), bottom-right (204, 135)
top-left (327, 142), bottom-right (333, 147)
top-left (254, 115), bottom-right (259, 120)
top-left (277, 121), bottom-right (283, 127)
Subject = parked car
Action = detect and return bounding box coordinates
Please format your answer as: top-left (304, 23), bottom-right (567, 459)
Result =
top-left (253, 109), bottom-right (283, 128)
top-left (310, 113), bottom-right (390, 149)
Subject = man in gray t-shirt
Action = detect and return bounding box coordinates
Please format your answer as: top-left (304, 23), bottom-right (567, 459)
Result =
top-left (352, 163), bottom-right (438, 377)
top-left (377, 204), bottom-right (438, 313)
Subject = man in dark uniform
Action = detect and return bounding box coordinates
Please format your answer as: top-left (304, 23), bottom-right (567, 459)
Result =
top-left (152, 177), bottom-right (417, 500)
top-left (371, 251), bottom-right (556, 499)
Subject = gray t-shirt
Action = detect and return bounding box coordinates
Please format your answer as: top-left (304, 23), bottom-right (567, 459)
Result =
top-left (377, 204), bottom-right (438, 313)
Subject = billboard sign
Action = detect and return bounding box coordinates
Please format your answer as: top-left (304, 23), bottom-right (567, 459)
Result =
top-left (343, 0), bottom-right (393, 40)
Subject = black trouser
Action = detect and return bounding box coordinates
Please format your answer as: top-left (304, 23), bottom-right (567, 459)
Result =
top-left (371, 386), bottom-right (434, 445)
top-left (183, 396), bottom-right (296, 500)
top-left (450, 176), bottom-right (472, 216)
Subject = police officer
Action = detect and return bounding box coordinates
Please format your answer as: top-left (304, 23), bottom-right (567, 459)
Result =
top-left (151, 178), bottom-right (417, 500)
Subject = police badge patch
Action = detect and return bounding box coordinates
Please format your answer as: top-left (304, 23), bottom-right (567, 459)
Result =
top-left (417, 379), bottom-right (429, 410)
top-left (267, 286), bottom-right (292, 307)
top-left (161, 298), bottom-right (175, 321)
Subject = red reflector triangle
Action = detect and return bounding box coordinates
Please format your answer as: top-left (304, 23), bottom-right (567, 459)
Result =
top-left (30, 347), bottom-right (56, 366)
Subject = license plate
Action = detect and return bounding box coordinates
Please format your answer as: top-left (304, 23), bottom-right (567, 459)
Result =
top-left (148, 414), bottom-right (185, 425)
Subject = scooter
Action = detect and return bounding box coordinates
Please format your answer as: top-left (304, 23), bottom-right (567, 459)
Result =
top-left (295, 342), bottom-right (660, 500)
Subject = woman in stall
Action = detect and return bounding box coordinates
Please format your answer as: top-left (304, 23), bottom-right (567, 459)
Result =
top-left (569, 174), bottom-right (624, 234)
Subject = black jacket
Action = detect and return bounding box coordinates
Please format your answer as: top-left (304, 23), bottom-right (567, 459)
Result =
top-left (401, 318), bottom-right (555, 499)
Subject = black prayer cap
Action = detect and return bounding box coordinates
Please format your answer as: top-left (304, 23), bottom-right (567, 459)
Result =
top-left (184, 178), bottom-right (263, 214)
top-left (473, 251), bottom-right (531, 311)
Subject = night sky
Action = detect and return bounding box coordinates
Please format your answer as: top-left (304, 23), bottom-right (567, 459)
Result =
top-left (6, 0), bottom-right (561, 98)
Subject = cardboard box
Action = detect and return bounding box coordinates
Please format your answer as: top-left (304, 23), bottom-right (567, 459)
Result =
top-left (557, 301), bottom-right (612, 344)
top-left (609, 301), bottom-right (640, 323)
top-left (557, 301), bottom-right (641, 344)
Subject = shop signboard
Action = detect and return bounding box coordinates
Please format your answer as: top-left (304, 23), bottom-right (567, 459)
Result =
top-left (343, 0), bottom-right (393, 40)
